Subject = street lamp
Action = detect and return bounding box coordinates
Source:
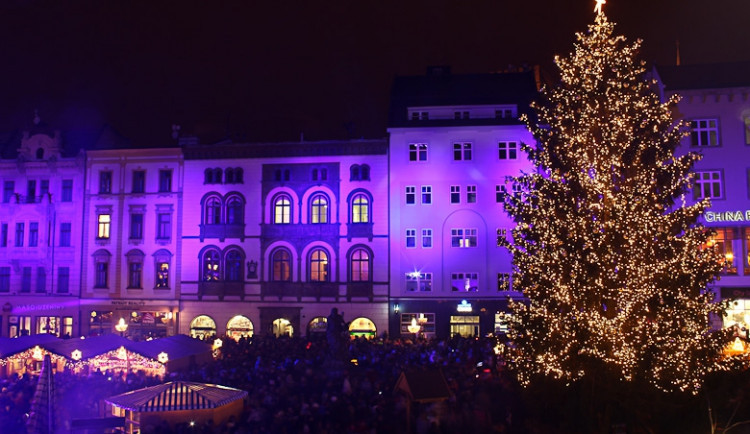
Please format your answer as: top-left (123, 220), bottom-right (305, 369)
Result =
top-left (115, 318), bottom-right (128, 337)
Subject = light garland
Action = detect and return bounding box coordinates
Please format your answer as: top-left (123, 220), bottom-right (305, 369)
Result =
top-left (498, 7), bottom-right (748, 394)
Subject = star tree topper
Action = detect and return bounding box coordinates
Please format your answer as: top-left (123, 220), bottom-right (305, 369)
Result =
top-left (594, 0), bottom-right (606, 15)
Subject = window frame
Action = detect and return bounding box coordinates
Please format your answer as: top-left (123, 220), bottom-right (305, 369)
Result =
top-left (271, 247), bottom-right (292, 282)
top-left (421, 185), bottom-right (432, 205)
top-left (99, 171), bottom-right (112, 194)
top-left (310, 193), bottom-right (329, 224)
top-left (158, 169), bottom-right (173, 193)
top-left (408, 143), bottom-right (428, 162)
top-left (694, 170), bottom-right (724, 200)
top-left (690, 118), bottom-right (719, 147)
top-left (308, 248), bottom-right (329, 282)
top-left (349, 247), bottom-right (371, 282)
top-left (273, 194), bottom-right (292, 224)
top-left (351, 193), bottom-right (370, 224)
top-left (498, 141), bottom-right (518, 160)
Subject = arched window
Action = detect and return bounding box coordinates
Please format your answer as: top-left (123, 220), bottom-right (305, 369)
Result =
top-left (360, 165), bottom-right (370, 181)
top-left (203, 249), bottom-right (221, 281)
top-left (225, 168), bottom-right (234, 183)
top-left (350, 248), bottom-right (370, 282)
top-left (310, 194), bottom-right (328, 224)
top-left (271, 248), bottom-right (292, 281)
top-left (204, 169), bottom-right (214, 184)
top-left (205, 196), bottom-right (222, 225)
top-left (309, 248), bottom-right (329, 282)
top-left (351, 193), bottom-right (369, 223)
top-left (234, 168), bottom-right (243, 183)
top-left (274, 194), bottom-right (292, 224)
top-left (350, 165), bottom-right (361, 181)
top-left (213, 168), bottom-right (223, 183)
top-left (226, 196), bottom-right (244, 224)
top-left (225, 249), bottom-right (243, 282)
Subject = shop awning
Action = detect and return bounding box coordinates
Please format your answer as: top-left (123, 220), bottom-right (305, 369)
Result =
top-left (106, 381), bottom-right (247, 412)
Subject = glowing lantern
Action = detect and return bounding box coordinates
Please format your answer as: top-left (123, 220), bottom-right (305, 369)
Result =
top-left (71, 349), bottom-right (82, 361)
top-left (158, 352), bottom-right (169, 364)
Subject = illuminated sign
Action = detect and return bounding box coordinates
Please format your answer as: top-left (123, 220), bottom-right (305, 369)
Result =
top-left (457, 300), bottom-right (473, 313)
top-left (704, 210), bottom-right (750, 223)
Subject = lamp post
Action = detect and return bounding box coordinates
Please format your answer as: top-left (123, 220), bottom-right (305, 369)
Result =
top-left (115, 318), bottom-right (128, 337)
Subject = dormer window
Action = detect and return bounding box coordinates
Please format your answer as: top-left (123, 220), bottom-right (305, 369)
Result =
top-left (454, 111), bottom-right (470, 120)
top-left (410, 111), bottom-right (429, 121)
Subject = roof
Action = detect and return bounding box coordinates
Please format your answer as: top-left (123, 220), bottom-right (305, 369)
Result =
top-left (656, 61), bottom-right (750, 91)
top-left (388, 69), bottom-right (539, 128)
top-left (0, 334), bottom-right (61, 358)
top-left (182, 138), bottom-right (388, 160)
top-left (105, 381), bottom-right (247, 412)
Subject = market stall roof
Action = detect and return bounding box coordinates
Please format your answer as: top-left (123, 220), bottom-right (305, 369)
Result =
top-left (106, 381), bottom-right (247, 412)
top-left (43, 335), bottom-right (132, 360)
top-left (128, 335), bottom-right (212, 361)
top-left (0, 334), bottom-right (60, 358)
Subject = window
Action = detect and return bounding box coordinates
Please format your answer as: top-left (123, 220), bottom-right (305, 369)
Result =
top-left (498, 273), bottom-right (510, 291)
top-left (1, 223), bottom-right (7, 247)
top-left (61, 180), bottom-right (73, 202)
top-left (451, 272), bottom-right (479, 292)
top-left (205, 168), bottom-right (223, 184)
top-left (57, 267), bottom-right (69, 293)
top-left (467, 185), bottom-right (477, 203)
top-left (154, 249), bottom-right (172, 289)
top-left (225, 250), bottom-right (243, 282)
top-left (97, 214), bottom-right (111, 239)
top-left (28, 222), bottom-right (38, 247)
top-left (225, 168), bottom-right (243, 184)
top-left (132, 170), bottom-right (145, 193)
top-left (57, 222), bottom-right (71, 247)
top-left (226, 196), bottom-right (244, 225)
top-left (451, 228), bottom-right (478, 248)
top-left (690, 119), bottom-right (719, 147)
top-left (405, 186), bottom-right (416, 205)
top-left (497, 228), bottom-right (509, 246)
top-left (3, 181), bottom-right (14, 203)
top-left (350, 164), bottom-right (371, 181)
top-left (421, 229), bottom-right (433, 248)
top-left (15, 223), bottom-right (24, 247)
top-left (271, 248), bottom-right (292, 281)
top-left (95, 262), bottom-right (108, 288)
top-left (453, 142), bottom-right (472, 160)
top-left (408, 143), bottom-right (428, 162)
top-left (349, 248), bottom-right (370, 282)
top-left (157, 213), bottom-right (171, 240)
top-left (273, 195), bottom-right (292, 224)
top-left (410, 111), bottom-right (428, 120)
top-left (421, 185), bottom-right (432, 204)
top-left (496, 185), bottom-right (503, 203)
top-left (450, 185), bottom-right (460, 204)
top-left (351, 194), bottom-right (370, 223)
top-left (99, 171), bottom-right (112, 194)
top-left (495, 109), bottom-right (513, 118)
top-left (206, 196), bottom-right (222, 225)
top-left (26, 180), bottom-right (36, 203)
top-left (36, 267), bottom-right (46, 293)
top-left (310, 194), bottom-right (329, 224)
top-left (129, 213), bottom-right (143, 240)
top-left (405, 272), bottom-right (432, 292)
top-left (40, 180), bottom-right (49, 199)
top-left (311, 168), bottom-right (327, 181)
top-left (127, 251), bottom-right (144, 289)
top-left (203, 249), bottom-right (221, 281)
top-left (309, 248), bottom-right (329, 282)
top-left (0, 267), bottom-right (9, 292)
top-left (709, 228), bottom-right (737, 274)
top-left (158, 169), bottom-right (172, 192)
top-left (498, 141), bottom-right (518, 160)
top-left (21, 267), bottom-right (31, 293)
top-left (454, 111), bottom-right (470, 120)
top-left (406, 229), bottom-right (416, 248)
top-left (694, 171), bottom-right (723, 199)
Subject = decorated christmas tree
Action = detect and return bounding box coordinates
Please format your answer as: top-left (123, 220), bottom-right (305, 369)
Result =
top-left (500, 2), bottom-right (742, 394)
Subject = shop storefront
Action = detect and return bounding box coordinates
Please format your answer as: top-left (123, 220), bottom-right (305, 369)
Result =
top-left (1, 299), bottom-right (79, 338)
top-left (82, 300), bottom-right (178, 339)
top-left (389, 299), bottom-right (510, 339)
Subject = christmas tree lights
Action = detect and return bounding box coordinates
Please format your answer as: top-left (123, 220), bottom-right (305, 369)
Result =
top-left (499, 6), bottom-right (746, 393)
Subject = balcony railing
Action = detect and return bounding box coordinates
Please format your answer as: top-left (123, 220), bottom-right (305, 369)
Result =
top-left (198, 281), bottom-right (244, 300)
top-left (261, 281), bottom-right (338, 301)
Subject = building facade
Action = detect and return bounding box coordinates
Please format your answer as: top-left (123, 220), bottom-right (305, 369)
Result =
top-left (80, 148), bottom-right (183, 339)
top-left (0, 122), bottom-right (85, 337)
top-left (179, 139), bottom-right (389, 339)
top-left (387, 69), bottom-right (538, 338)
top-left (657, 62), bottom-right (750, 331)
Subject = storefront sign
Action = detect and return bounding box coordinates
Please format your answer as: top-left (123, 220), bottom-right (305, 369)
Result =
top-left (721, 287), bottom-right (750, 299)
top-left (110, 300), bottom-right (147, 307)
top-left (15, 304), bottom-right (65, 312)
top-left (457, 300), bottom-right (473, 313)
top-left (704, 210), bottom-right (750, 223)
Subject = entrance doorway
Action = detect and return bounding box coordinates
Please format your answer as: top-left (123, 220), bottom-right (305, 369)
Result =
top-left (272, 318), bottom-right (293, 337)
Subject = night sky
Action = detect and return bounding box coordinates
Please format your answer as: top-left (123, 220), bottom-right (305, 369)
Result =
top-left (0, 0), bottom-right (748, 145)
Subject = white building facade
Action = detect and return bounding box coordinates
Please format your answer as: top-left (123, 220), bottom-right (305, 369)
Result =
top-left (387, 69), bottom-right (538, 338)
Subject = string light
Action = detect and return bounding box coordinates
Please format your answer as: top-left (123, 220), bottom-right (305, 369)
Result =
top-left (498, 8), bottom-right (747, 394)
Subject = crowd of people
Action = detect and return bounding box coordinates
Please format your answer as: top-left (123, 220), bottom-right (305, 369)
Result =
top-left (0, 333), bottom-right (524, 433)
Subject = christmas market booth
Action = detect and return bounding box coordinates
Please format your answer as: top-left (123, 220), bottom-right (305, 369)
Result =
top-left (0, 334), bottom-right (63, 377)
top-left (105, 381), bottom-right (248, 433)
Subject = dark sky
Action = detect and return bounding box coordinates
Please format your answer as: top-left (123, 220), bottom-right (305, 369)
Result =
top-left (0, 0), bottom-right (748, 145)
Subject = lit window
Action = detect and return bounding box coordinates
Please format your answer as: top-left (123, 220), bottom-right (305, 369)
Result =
top-left (409, 143), bottom-right (428, 162)
top-left (451, 228), bottom-right (478, 248)
top-left (350, 248), bottom-right (370, 282)
top-left (693, 171), bottom-right (723, 199)
top-left (310, 194), bottom-right (329, 224)
top-left (405, 272), bottom-right (432, 292)
top-left (97, 214), bottom-right (111, 239)
top-left (309, 249), bottom-right (329, 282)
top-left (156, 263), bottom-right (169, 288)
top-left (351, 194), bottom-right (369, 223)
top-left (272, 248), bottom-right (292, 281)
top-left (498, 141), bottom-right (518, 160)
top-left (274, 195), bottom-right (291, 224)
top-left (451, 272), bottom-right (479, 292)
top-left (690, 119), bottom-right (719, 147)
top-left (708, 228), bottom-right (737, 275)
top-left (203, 250), bottom-right (221, 281)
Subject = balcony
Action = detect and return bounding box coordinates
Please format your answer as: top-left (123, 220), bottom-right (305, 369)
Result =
top-left (346, 282), bottom-right (374, 300)
top-left (198, 281), bottom-right (244, 300)
top-left (261, 281), bottom-right (338, 301)
top-left (200, 224), bottom-right (246, 241)
top-left (261, 223), bottom-right (340, 241)
top-left (346, 222), bottom-right (373, 241)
